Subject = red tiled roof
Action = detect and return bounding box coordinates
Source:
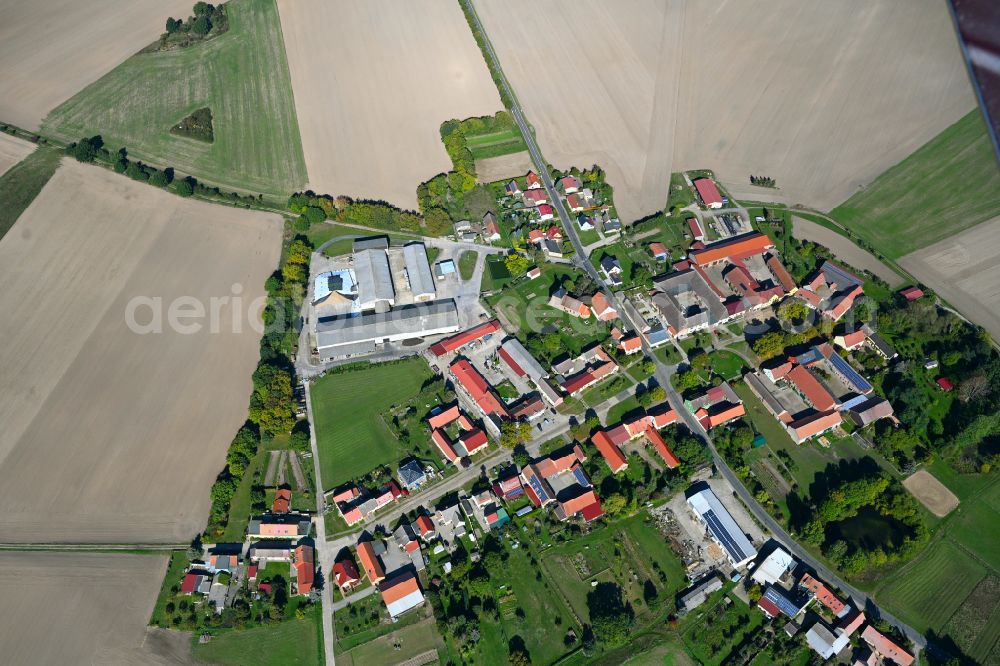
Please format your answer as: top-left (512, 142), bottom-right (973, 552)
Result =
top-left (702, 403), bottom-right (746, 428)
top-left (687, 218), bottom-right (703, 238)
top-left (691, 232), bottom-right (774, 266)
top-left (428, 405), bottom-right (460, 429)
top-left (580, 499), bottom-right (604, 522)
top-left (357, 541), bottom-right (385, 583)
top-left (560, 489), bottom-right (601, 517)
top-left (497, 346), bottom-right (526, 377)
top-left (332, 485), bottom-right (359, 504)
top-left (247, 564), bottom-right (257, 579)
top-left (432, 429), bottom-right (458, 461)
top-left (333, 560), bottom-right (360, 589)
top-left (620, 336), bottom-right (642, 353)
top-left (591, 292), bottom-right (617, 320)
top-left (523, 188), bottom-right (547, 203)
top-left (416, 515), bottom-right (434, 535)
top-left (788, 410), bottom-right (841, 441)
top-left (900, 287), bottom-right (924, 301)
top-left (799, 573), bottom-right (846, 615)
top-left (840, 610), bottom-right (866, 636)
top-left (787, 365), bottom-right (836, 411)
top-left (644, 427), bottom-right (680, 468)
top-left (766, 254), bottom-right (797, 292)
top-left (758, 596), bottom-right (781, 618)
top-left (526, 171), bottom-right (541, 187)
top-left (461, 428), bottom-right (489, 454)
top-left (562, 370), bottom-right (596, 395)
top-left (271, 488), bottom-right (292, 514)
top-left (430, 320), bottom-right (502, 356)
top-left (528, 229), bottom-right (544, 243)
top-left (861, 626), bottom-right (913, 666)
top-left (451, 359), bottom-right (508, 418)
top-left (181, 572), bottom-right (201, 594)
top-left (838, 330), bottom-right (867, 348)
top-left (546, 225), bottom-right (562, 240)
top-left (693, 178), bottom-right (723, 206)
top-left (294, 545), bottom-right (315, 594)
top-left (937, 377), bottom-right (954, 391)
top-left (537, 204), bottom-right (554, 216)
top-left (592, 431), bottom-right (628, 473)
top-left (649, 242), bottom-right (668, 257)
top-left (381, 572), bottom-right (421, 604)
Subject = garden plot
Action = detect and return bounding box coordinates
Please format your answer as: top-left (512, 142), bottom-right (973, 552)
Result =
top-left (277, 0), bottom-right (501, 208)
top-left (473, 0), bottom-right (974, 222)
top-left (0, 159), bottom-right (282, 542)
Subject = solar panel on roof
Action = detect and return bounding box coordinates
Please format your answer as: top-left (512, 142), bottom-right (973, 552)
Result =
top-left (529, 476), bottom-right (549, 503)
top-left (704, 510), bottom-right (751, 562)
top-left (828, 353), bottom-right (872, 392)
top-left (764, 585), bottom-right (802, 618)
top-left (572, 467), bottom-right (590, 488)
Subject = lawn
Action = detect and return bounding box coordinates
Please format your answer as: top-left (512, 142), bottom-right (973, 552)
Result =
top-left (0, 144), bottom-right (59, 242)
top-left (606, 396), bottom-right (643, 425)
top-left (221, 445), bottom-right (269, 541)
top-left (191, 604), bottom-right (323, 666)
top-left (877, 539), bottom-right (987, 633)
top-left (681, 593), bottom-right (765, 666)
top-left (311, 358), bottom-right (433, 489)
top-left (465, 127), bottom-right (527, 159)
top-left (829, 110), bottom-right (1000, 259)
top-left (306, 223), bottom-right (422, 257)
top-left (148, 551), bottom-right (189, 627)
top-left (459, 250), bottom-right (478, 280)
top-left (42, 0), bottom-right (306, 198)
top-left (666, 172), bottom-right (694, 211)
top-left (708, 350), bottom-right (746, 380)
top-left (336, 616), bottom-right (443, 666)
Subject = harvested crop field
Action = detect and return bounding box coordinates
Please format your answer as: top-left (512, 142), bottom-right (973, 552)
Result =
top-left (0, 0), bottom-right (193, 131)
top-left (0, 159), bottom-right (282, 542)
top-left (43, 0), bottom-right (307, 198)
top-left (473, 0), bottom-right (975, 223)
top-left (277, 0), bottom-right (502, 208)
top-left (903, 470), bottom-right (960, 518)
top-left (475, 151), bottom-right (535, 184)
top-left (0, 133), bottom-right (35, 178)
top-left (899, 216), bottom-right (1000, 341)
top-left (0, 552), bottom-right (189, 664)
top-left (791, 216), bottom-right (903, 286)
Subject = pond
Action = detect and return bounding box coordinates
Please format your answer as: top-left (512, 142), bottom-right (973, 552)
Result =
top-left (825, 506), bottom-right (912, 551)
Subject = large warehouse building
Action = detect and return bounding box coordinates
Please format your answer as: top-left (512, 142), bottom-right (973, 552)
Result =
top-left (687, 487), bottom-right (758, 569)
top-left (403, 242), bottom-right (436, 302)
top-left (355, 247), bottom-right (395, 311)
top-left (316, 300), bottom-right (460, 361)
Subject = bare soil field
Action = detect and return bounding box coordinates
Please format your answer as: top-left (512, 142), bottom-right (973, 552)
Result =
top-left (0, 133), bottom-right (35, 178)
top-left (475, 150), bottom-right (535, 184)
top-left (277, 0), bottom-right (501, 209)
top-left (473, 0), bottom-right (975, 223)
top-left (0, 159), bottom-right (282, 542)
top-left (0, 0), bottom-right (192, 130)
top-left (900, 216), bottom-right (1000, 341)
top-left (0, 552), bottom-right (193, 664)
top-left (791, 216), bottom-right (904, 287)
top-left (903, 470), bottom-right (961, 518)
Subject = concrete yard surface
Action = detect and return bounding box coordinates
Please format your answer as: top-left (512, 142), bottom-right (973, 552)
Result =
top-left (899, 216), bottom-right (1000, 342)
top-left (473, 0), bottom-right (975, 223)
top-left (0, 0), bottom-right (193, 131)
top-left (0, 132), bottom-right (36, 178)
top-left (277, 0), bottom-right (502, 209)
top-left (0, 552), bottom-right (194, 664)
top-left (0, 159), bottom-right (282, 542)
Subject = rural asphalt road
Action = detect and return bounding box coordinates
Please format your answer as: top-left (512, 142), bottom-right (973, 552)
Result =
top-left (462, 0), bottom-right (926, 654)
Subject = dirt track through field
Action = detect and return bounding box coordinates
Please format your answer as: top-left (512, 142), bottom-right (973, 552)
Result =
top-left (0, 0), bottom-right (193, 130)
top-left (0, 132), bottom-right (35, 177)
top-left (792, 216), bottom-right (904, 286)
top-left (277, 0), bottom-right (502, 209)
top-left (474, 0), bottom-right (975, 223)
top-left (900, 216), bottom-right (1000, 341)
top-left (0, 552), bottom-right (189, 664)
top-left (0, 159), bottom-right (282, 542)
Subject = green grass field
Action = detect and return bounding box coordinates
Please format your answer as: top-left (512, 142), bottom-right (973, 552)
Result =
top-left (311, 359), bottom-right (433, 489)
top-left (42, 0), bottom-right (306, 198)
top-left (708, 350), bottom-right (746, 380)
top-left (877, 539), bottom-right (987, 633)
top-left (191, 604), bottom-right (323, 666)
top-left (336, 616), bottom-right (443, 666)
top-left (459, 250), bottom-right (478, 280)
top-left (829, 111), bottom-right (1000, 259)
top-left (148, 551), bottom-right (188, 627)
top-left (466, 127), bottom-right (527, 159)
top-left (0, 144), bottom-right (59, 242)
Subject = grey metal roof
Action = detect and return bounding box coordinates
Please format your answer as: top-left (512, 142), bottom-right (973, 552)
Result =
top-left (652, 269), bottom-right (728, 335)
top-left (316, 300), bottom-right (459, 350)
top-left (355, 248), bottom-right (394, 306)
top-left (353, 236), bottom-right (389, 252)
top-left (744, 373), bottom-right (787, 418)
top-left (500, 337), bottom-right (547, 380)
top-left (403, 243), bottom-right (436, 297)
top-left (687, 488), bottom-right (757, 566)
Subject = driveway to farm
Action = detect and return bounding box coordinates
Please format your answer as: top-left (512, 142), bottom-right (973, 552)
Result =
top-left (465, 0), bottom-right (927, 654)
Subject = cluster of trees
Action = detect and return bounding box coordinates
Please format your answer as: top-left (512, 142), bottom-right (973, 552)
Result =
top-left (205, 238), bottom-right (311, 538)
top-left (287, 190), bottom-right (426, 235)
top-left (749, 175), bottom-right (776, 187)
top-left (586, 582), bottom-right (635, 646)
top-left (159, 2), bottom-right (228, 50)
top-left (798, 471), bottom-right (927, 574)
top-left (751, 319), bottom-right (832, 361)
top-left (170, 107), bottom-right (214, 143)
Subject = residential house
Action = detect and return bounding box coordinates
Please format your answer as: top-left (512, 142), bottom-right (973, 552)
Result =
top-left (685, 383), bottom-right (745, 430)
top-left (380, 572), bottom-right (425, 619)
top-left (483, 212), bottom-right (501, 242)
top-left (860, 626), bottom-right (914, 666)
top-left (527, 266), bottom-right (541, 279)
top-left (525, 170), bottom-right (542, 189)
top-left (650, 242), bottom-right (669, 261)
top-left (397, 460), bottom-right (427, 491)
top-left (332, 559), bottom-right (361, 593)
top-left (537, 204), bottom-right (554, 221)
top-left (247, 512), bottom-right (311, 540)
top-left (833, 329), bottom-right (867, 351)
top-left (577, 214), bottom-right (594, 231)
top-left (292, 544), bottom-right (315, 595)
top-left (413, 514), bottom-right (436, 541)
top-left (557, 175), bottom-right (581, 194)
top-left (520, 445), bottom-right (603, 522)
top-left (600, 255), bottom-right (624, 287)
top-left (356, 540), bottom-right (385, 584)
top-left (900, 286), bottom-right (924, 301)
top-left (505, 179), bottom-right (521, 196)
top-left (786, 410), bottom-right (842, 444)
top-left (522, 188), bottom-right (547, 206)
top-left (548, 288), bottom-right (591, 319)
top-left (554, 345), bottom-right (618, 396)
top-left (566, 193), bottom-right (586, 212)
top-left (590, 292), bottom-right (618, 321)
top-left (272, 488), bottom-right (292, 514)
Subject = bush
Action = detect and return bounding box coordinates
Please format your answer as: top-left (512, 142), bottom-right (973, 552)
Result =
top-left (175, 179), bottom-right (195, 197)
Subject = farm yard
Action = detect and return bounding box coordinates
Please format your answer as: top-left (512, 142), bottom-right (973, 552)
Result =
top-left (43, 0), bottom-right (307, 197)
top-left (899, 215), bottom-right (1000, 342)
top-left (310, 358), bottom-right (435, 489)
top-left (0, 0), bottom-right (193, 131)
top-left (0, 159), bottom-right (282, 542)
top-left (831, 111), bottom-right (1000, 259)
top-left (472, 0), bottom-right (974, 223)
top-left (0, 552), bottom-right (178, 664)
top-left (277, 0), bottom-right (501, 209)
